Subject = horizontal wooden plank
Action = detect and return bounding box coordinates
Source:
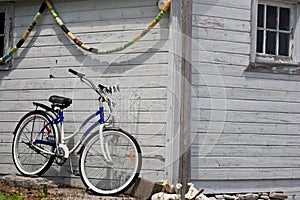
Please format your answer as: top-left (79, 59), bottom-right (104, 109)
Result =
top-left (0, 141), bottom-right (166, 158)
top-left (14, 42), bottom-right (168, 59)
top-left (0, 65), bottom-right (168, 81)
top-left (15, 0), bottom-right (157, 17)
top-left (192, 39), bottom-right (250, 55)
top-left (192, 27), bottom-right (250, 44)
top-left (191, 179), bottom-right (300, 194)
top-left (0, 112), bottom-right (167, 124)
top-left (192, 121), bottom-right (300, 135)
top-left (14, 18), bottom-right (169, 38)
top-left (192, 63), bottom-right (246, 76)
top-left (43, 167), bottom-right (166, 184)
top-left (192, 3), bottom-right (250, 21)
top-left (0, 120), bottom-right (167, 136)
top-left (0, 164), bottom-right (18, 175)
top-left (192, 52), bottom-right (250, 66)
top-left (191, 168), bottom-right (300, 180)
top-left (192, 15), bottom-right (250, 32)
top-left (5, 152), bottom-right (164, 170)
top-left (0, 99), bottom-right (167, 112)
top-left (15, 6), bottom-right (160, 27)
top-left (0, 88), bottom-right (167, 101)
top-left (14, 28), bottom-right (170, 46)
top-left (192, 133), bottom-right (300, 146)
top-left (0, 76), bottom-right (168, 91)
top-left (192, 86), bottom-right (300, 103)
top-left (191, 145), bottom-right (300, 157)
top-left (192, 156), bottom-right (300, 168)
top-left (192, 74), bottom-right (300, 92)
top-left (0, 109), bottom-right (168, 123)
top-left (193, 0), bottom-right (251, 10)
top-left (13, 52), bottom-right (169, 68)
top-left (192, 98), bottom-right (300, 113)
top-left (192, 109), bottom-right (300, 124)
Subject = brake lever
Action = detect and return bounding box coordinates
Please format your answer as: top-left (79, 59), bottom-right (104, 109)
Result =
top-left (99, 84), bottom-right (120, 94)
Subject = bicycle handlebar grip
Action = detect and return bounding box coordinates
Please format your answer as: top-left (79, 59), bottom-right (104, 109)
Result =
top-left (68, 69), bottom-right (79, 76)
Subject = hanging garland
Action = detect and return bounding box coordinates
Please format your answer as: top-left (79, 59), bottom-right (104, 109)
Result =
top-left (0, 2), bottom-right (47, 63)
top-left (0, 0), bottom-right (171, 64)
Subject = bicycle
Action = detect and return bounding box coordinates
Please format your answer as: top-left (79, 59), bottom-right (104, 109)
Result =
top-left (12, 69), bottom-right (142, 195)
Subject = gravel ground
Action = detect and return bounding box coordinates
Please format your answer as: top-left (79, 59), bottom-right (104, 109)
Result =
top-left (0, 175), bottom-right (139, 200)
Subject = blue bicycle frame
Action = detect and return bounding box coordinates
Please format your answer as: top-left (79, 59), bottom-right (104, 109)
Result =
top-left (34, 101), bottom-right (107, 156)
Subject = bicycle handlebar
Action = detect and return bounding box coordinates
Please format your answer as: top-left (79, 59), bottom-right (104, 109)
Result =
top-left (68, 68), bottom-right (119, 101)
top-left (68, 69), bottom-right (85, 78)
top-left (68, 68), bottom-right (117, 123)
top-left (68, 68), bottom-right (78, 75)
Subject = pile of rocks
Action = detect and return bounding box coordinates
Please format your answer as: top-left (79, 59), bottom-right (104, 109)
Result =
top-left (207, 192), bottom-right (288, 200)
top-left (2, 174), bottom-right (59, 190)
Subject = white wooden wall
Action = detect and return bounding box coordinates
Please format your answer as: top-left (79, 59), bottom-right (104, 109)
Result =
top-left (191, 0), bottom-right (300, 196)
top-left (0, 0), bottom-right (170, 186)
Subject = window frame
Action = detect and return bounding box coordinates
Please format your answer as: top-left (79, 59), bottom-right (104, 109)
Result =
top-left (0, 3), bottom-right (14, 70)
top-left (256, 2), bottom-right (292, 58)
top-left (248, 0), bottom-right (300, 74)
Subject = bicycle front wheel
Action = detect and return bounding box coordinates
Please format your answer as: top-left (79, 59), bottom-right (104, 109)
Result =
top-left (79, 128), bottom-right (142, 195)
top-left (12, 110), bottom-right (57, 176)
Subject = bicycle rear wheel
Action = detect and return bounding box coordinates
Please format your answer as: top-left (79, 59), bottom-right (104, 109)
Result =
top-left (79, 128), bottom-right (142, 195)
top-left (12, 110), bottom-right (57, 176)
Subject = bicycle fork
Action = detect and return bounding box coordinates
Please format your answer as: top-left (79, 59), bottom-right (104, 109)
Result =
top-left (99, 124), bottom-right (113, 164)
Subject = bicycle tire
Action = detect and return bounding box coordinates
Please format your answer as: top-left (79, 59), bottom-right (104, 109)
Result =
top-left (12, 110), bottom-right (57, 176)
top-left (79, 128), bottom-right (142, 195)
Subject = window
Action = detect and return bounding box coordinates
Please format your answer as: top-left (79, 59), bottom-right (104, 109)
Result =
top-left (248, 0), bottom-right (300, 74)
top-left (0, 12), bottom-right (5, 58)
top-left (0, 4), bottom-right (14, 70)
top-left (257, 4), bottom-right (291, 57)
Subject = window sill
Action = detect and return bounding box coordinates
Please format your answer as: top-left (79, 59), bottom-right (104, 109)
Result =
top-left (244, 62), bottom-right (300, 81)
top-left (245, 62), bottom-right (300, 75)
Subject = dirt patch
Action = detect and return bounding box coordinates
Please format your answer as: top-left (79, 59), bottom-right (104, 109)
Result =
top-left (0, 175), bottom-right (138, 200)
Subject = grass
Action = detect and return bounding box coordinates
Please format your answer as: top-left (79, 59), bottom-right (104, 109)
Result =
top-left (0, 192), bottom-right (24, 200)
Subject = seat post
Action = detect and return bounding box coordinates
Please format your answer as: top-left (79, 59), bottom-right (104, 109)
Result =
top-left (59, 109), bottom-right (65, 144)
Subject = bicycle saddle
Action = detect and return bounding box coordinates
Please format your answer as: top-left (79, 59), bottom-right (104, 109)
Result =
top-left (49, 95), bottom-right (72, 109)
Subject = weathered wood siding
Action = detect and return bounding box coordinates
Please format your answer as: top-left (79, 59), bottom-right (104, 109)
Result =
top-left (191, 0), bottom-right (300, 195)
top-left (0, 0), bottom-right (169, 186)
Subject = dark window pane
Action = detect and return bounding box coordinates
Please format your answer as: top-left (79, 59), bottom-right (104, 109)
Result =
top-left (266, 31), bottom-right (276, 55)
top-left (256, 30), bottom-right (263, 53)
top-left (257, 4), bottom-right (264, 28)
top-left (0, 12), bottom-right (5, 34)
top-left (279, 33), bottom-right (289, 56)
top-left (279, 7), bottom-right (290, 31)
top-left (0, 36), bottom-right (4, 57)
top-left (267, 5), bottom-right (277, 29)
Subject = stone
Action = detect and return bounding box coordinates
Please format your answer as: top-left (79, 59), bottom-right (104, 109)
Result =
top-left (236, 194), bottom-right (244, 200)
top-left (196, 194), bottom-right (211, 200)
top-left (162, 180), bottom-right (176, 194)
top-left (215, 195), bottom-right (225, 199)
top-left (242, 193), bottom-right (259, 200)
top-left (269, 192), bottom-right (288, 200)
top-left (151, 192), bottom-right (180, 200)
top-left (223, 194), bottom-right (237, 200)
top-left (185, 186), bottom-right (200, 199)
top-left (259, 195), bottom-right (270, 200)
top-left (125, 177), bottom-right (163, 200)
top-left (1, 174), bottom-right (58, 190)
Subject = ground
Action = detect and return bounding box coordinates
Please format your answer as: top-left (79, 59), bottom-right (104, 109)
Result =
top-left (0, 176), bottom-right (138, 200)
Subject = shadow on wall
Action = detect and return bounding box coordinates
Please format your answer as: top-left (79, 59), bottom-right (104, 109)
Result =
top-left (0, 0), bottom-right (169, 185)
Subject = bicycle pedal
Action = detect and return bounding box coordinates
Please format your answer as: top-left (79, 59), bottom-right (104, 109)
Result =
top-left (73, 170), bottom-right (81, 176)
